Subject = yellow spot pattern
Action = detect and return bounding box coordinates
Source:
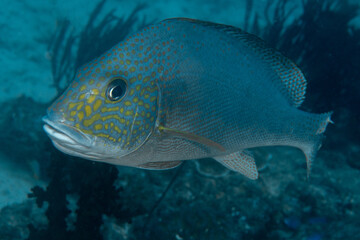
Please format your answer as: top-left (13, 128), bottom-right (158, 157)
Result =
top-left (93, 99), bottom-right (102, 111)
top-left (94, 124), bottom-right (103, 130)
top-left (85, 105), bottom-right (92, 117)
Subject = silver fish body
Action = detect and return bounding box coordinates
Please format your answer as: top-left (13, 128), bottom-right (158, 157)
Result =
top-left (43, 18), bottom-right (332, 179)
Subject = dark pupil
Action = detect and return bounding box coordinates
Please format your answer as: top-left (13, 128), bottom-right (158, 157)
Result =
top-left (111, 85), bottom-right (124, 98)
top-left (107, 79), bottom-right (127, 101)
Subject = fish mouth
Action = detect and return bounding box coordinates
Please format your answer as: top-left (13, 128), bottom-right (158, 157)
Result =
top-left (42, 116), bottom-right (103, 159)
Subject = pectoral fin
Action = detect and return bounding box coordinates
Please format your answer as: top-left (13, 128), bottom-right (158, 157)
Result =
top-left (158, 125), bottom-right (226, 152)
top-left (214, 150), bottom-right (258, 180)
top-left (137, 161), bottom-right (182, 170)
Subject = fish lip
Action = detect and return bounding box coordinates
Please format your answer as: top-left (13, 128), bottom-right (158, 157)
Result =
top-left (42, 116), bottom-right (93, 148)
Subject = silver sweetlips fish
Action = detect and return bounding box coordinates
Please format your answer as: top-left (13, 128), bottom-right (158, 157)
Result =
top-left (43, 18), bottom-right (332, 179)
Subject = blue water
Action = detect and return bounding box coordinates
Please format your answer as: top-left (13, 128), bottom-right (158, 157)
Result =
top-left (0, 0), bottom-right (359, 239)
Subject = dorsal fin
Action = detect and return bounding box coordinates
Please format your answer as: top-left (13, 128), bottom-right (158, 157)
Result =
top-left (166, 18), bottom-right (307, 107)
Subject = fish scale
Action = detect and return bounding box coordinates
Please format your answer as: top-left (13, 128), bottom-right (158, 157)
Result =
top-left (43, 18), bottom-right (332, 179)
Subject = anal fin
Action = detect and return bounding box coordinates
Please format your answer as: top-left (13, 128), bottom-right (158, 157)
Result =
top-left (137, 161), bottom-right (182, 170)
top-left (214, 150), bottom-right (258, 180)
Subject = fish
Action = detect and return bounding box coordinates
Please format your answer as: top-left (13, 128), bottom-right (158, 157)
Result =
top-left (43, 18), bottom-right (332, 180)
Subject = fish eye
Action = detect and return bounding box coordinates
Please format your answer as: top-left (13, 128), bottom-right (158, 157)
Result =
top-left (106, 78), bottom-right (127, 101)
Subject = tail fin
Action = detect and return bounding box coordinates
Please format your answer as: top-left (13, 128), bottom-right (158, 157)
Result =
top-left (299, 112), bottom-right (333, 178)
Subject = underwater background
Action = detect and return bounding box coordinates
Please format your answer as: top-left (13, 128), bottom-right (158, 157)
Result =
top-left (0, 0), bottom-right (359, 239)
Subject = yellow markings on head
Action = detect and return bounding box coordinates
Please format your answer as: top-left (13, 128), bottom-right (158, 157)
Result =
top-left (144, 93), bottom-right (150, 99)
top-left (68, 102), bottom-right (79, 110)
top-left (99, 76), bottom-right (105, 81)
top-left (114, 125), bottom-right (122, 134)
top-left (79, 93), bottom-right (86, 100)
top-left (138, 100), bottom-right (144, 106)
top-left (129, 67), bottom-right (136, 72)
top-left (70, 111), bottom-right (76, 117)
top-left (96, 83), bottom-right (101, 88)
top-left (102, 114), bottom-right (126, 124)
top-left (101, 106), bottom-right (120, 113)
top-left (91, 89), bottom-right (100, 95)
top-left (123, 129), bottom-right (128, 135)
top-left (97, 133), bottom-right (110, 138)
top-left (83, 113), bottom-right (101, 127)
top-left (80, 85), bottom-right (86, 92)
top-left (78, 111), bottom-right (84, 121)
top-left (135, 85), bottom-right (141, 91)
top-left (133, 96), bottom-right (139, 103)
top-left (130, 77), bottom-right (137, 84)
top-left (89, 79), bottom-right (95, 85)
top-left (87, 95), bottom-right (96, 104)
top-left (85, 105), bottom-right (92, 117)
top-left (125, 110), bottom-right (133, 116)
top-left (143, 76), bottom-right (150, 83)
top-left (93, 99), bottom-right (102, 111)
top-left (129, 89), bottom-right (135, 96)
top-left (94, 124), bottom-right (103, 130)
top-left (77, 102), bottom-right (84, 111)
top-left (124, 101), bottom-right (132, 106)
